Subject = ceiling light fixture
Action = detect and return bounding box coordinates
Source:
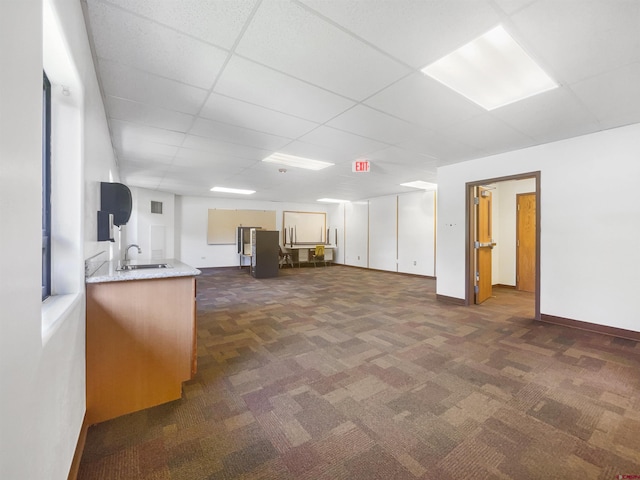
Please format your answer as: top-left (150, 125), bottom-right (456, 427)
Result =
top-left (263, 152), bottom-right (334, 170)
top-left (210, 186), bottom-right (255, 195)
top-left (317, 198), bottom-right (348, 203)
top-left (400, 181), bottom-right (438, 191)
top-left (421, 25), bottom-right (558, 110)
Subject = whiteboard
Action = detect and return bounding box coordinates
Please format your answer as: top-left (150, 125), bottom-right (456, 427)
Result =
top-left (283, 211), bottom-right (326, 244)
top-left (207, 209), bottom-right (276, 244)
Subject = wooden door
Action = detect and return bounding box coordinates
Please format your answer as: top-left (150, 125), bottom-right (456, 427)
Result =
top-left (475, 186), bottom-right (494, 304)
top-left (516, 193), bottom-right (536, 292)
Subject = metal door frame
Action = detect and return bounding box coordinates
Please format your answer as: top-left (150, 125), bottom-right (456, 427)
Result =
top-left (465, 172), bottom-right (541, 320)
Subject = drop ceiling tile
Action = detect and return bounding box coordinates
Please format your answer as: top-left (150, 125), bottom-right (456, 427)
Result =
top-left (441, 113), bottom-right (536, 156)
top-left (159, 166), bottom-right (219, 187)
top-left (98, 59), bottom-right (209, 115)
top-left (492, 0), bottom-right (537, 15)
top-left (110, 120), bottom-right (186, 147)
top-left (86, 0), bottom-right (228, 88)
top-left (274, 140), bottom-right (346, 166)
top-left (299, 0), bottom-right (501, 68)
top-left (326, 105), bottom-right (420, 145)
top-left (509, 0), bottom-right (640, 84)
top-left (200, 93), bottom-right (319, 139)
top-left (190, 117), bottom-right (292, 151)
top-left (365, 73), bottom-right (485, 131)
top-left (182, 134), bottom-right (271, 161)
top-left (113, 140), bottom-right (177, 163)
top-left (213, 56), bottom-right (356, 123)
top-left (570, 62), bottom-right (640, 130)
top-left (399, 130), bottom-right (487, 163)
top-left (491, 87), bottom-right (601, 144)
top-left (172, 147), bottom-right (256, 170)
top-left (297, 126), bottom-right (390, 159)
top-left (366, 146), bottom-right (438, 168)
top-left (236, 0), bottom-right (410, 99)
top-left (120, 175), bottom-right (163, 189)
top-left (119, 158), bottom-right (171, 174)
top-left (105, 96), bottom-right (195, 132)
top-left (102, 0), bottom-right (258, 48)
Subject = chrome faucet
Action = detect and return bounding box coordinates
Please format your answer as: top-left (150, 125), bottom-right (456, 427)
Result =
top-left (124, 244), bottom-right (141, 262)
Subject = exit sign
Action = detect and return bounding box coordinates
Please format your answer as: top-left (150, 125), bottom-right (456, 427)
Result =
top-left (352, 160), bottom-right (370, 172)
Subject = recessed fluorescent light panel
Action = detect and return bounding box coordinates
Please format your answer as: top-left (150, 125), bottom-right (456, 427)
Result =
top-left (210, 186), bottom-right (255, 195)
top-left (263, 152), bottom-right (334, 170)
top-left (317, 198), bottom-right (347, 203)
top-left (421, 25), bottom-right (558, 110)
top-left (401, 181), bottom-right (438, 191)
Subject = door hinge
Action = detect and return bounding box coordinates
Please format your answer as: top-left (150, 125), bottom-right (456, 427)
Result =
top-left (474, 285), bottom-right (479, 294)
top-left (474, 197), bottom-right (479, 205)
top-left (476, 271), bottom-right (480, 281)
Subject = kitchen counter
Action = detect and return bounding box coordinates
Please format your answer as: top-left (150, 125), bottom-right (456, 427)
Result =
top-left (86, 258), bottom-right (201, 283)
top-left (85, 258), bottom-right (200, 424)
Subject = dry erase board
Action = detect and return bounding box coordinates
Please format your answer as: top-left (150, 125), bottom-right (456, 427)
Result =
top-left (207, 209), bottom-right (276, 244)
top-left (283, 211), bottom-right (326, 244)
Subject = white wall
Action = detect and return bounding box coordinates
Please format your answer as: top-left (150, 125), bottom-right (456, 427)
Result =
top-left (326, 203), bottom-right (345, 264)
top-left (128, 187), bottom-right (175, 261)
top-left (0, 3), bottom-right (45, 478)
top-left (343, 191), bottom-right (437, 275)
top-left (344, 201), bottom-right (369, 267)
top-left (437, 123), bottom-right (640, 332)
top-left (398, 190), bottom-right (436, 276)
top-left (0, 1), bottom-right (118, 478)
top-left (369, 196), bottom-right (397, 271)
top-left (176, 195), bottom-right (329, 268)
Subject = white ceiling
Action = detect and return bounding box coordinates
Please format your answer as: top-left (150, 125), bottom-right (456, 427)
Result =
top-left (82, 0), bottom-right (640, 203)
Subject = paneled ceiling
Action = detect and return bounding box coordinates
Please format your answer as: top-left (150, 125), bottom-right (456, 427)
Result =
top-left (82, 0), bottom-right (640, 203)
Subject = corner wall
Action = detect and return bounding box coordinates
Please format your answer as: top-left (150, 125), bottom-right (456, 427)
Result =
top-left (436, 123), bottom-right (640, 332)
top-left (0, 1), bottom-right (119, 478)
top-left (128, 187), bottom-right (176, 261)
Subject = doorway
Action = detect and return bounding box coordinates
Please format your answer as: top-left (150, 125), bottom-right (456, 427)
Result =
top-left (466, 172), bottom-right (540, 320)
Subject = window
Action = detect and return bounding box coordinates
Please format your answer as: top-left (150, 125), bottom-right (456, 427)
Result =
top-left (42, 72), bottom-right (51, 300)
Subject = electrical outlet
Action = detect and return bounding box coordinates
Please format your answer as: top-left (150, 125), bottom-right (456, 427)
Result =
top-left (413, 260), bottom-right (417, 266)
top-left (357, 255), bottom-right (360, 260)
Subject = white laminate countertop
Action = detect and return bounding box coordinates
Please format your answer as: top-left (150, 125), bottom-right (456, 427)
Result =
top-left (86, 259), bottom-right (201, 284)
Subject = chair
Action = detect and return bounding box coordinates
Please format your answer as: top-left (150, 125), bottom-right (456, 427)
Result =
top-left (311, 245), bottom-right (326, 267)
top-left (279, 246), bottom-right (293, 268)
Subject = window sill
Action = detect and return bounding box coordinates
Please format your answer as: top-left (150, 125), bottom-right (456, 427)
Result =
top-left (41, 292), bottom-right (82, 345)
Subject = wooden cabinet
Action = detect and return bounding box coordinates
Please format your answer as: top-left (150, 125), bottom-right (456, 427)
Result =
top-left (250, 229), bottom-right (279, 278)
top-left (86, 276), bottom-right (196, 424)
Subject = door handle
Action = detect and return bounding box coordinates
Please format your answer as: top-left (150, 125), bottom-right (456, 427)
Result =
top-left (474, 242), bottom-right (497, 248)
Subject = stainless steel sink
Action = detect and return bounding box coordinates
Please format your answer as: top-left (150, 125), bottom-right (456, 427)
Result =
top-left (117, 263), bottom-right (172, 271)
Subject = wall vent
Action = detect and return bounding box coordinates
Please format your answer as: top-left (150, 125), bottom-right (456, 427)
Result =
top-left (150, 201), bottom-right (163, 214)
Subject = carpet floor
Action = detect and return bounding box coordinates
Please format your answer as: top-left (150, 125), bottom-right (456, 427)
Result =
top-left (78, 266), bottom-right (640, 479)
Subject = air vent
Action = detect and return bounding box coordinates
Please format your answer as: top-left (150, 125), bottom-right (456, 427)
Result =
top-left (150, 201), bottom-right (163, 214)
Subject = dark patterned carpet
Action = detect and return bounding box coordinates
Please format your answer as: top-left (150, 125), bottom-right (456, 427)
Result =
top-left (78, 266), bottom-right (640, 479)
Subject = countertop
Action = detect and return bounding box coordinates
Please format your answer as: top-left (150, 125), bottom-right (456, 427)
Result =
top-left (86, 258), bottom-right (201, 284)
